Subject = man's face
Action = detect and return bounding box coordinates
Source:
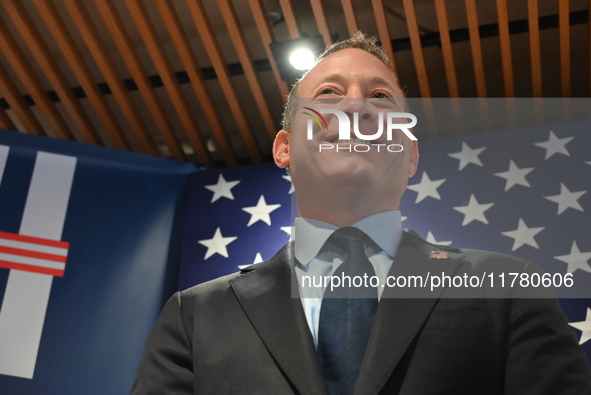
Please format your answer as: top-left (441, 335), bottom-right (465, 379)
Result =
top-left (274, 48), bottom-right (418, 210)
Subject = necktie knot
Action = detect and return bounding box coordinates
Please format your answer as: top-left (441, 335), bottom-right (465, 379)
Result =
top-left (347, 238), bottom-right (365, 261)
top-left (325, 227), bottom-right (370, 252)
top-left (323, 227), bottom-right (377, 299)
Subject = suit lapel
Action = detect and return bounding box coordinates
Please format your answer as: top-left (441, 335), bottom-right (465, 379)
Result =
top-left (230, 243), bottom-right (328, 395)
top-left (355, 231), bottom-right (466, 395)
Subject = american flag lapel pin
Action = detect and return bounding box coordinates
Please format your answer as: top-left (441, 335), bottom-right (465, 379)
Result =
top-left (430, 251), bottom-right (448, 259)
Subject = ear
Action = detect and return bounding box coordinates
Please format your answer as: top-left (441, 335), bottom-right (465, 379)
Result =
top-left (273, 130), bottom-right (291, 168)
top-left (408, 141), bottom-right (419, 177)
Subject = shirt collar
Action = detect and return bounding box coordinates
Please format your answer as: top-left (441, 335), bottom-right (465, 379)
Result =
top-left (294, 210), bottom-right (403, 265)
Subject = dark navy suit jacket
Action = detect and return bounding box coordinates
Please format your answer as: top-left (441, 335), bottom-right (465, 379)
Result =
top-left (131, 230), bottom-right (591, 394)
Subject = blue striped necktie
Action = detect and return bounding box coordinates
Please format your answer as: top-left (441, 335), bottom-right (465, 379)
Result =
top-left (316, 227), bottom-right (378, 395)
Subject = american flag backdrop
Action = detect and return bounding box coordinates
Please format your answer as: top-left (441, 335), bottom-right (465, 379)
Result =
top-left (179, 120), bottom-right (591, 364)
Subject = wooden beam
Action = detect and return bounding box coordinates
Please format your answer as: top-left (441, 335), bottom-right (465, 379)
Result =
top-left (0, 18), bottom-right (74, 140)
top-left (157, 0), bottom-right (237, 166)
top-left (399, 1), bottom-right (436, 137)
top-left (125, 0), bottom-right (205, 161)
top-left (217, 0), bottom-right (277, 141)
top-left (495, 0), bottom-right (515, 97)
top-left (278, 0), bottom-right (300, 39)
top-left (558, 0), bottom-right (571, 97)
top-left (127, 0), bottom-right (210, 162)
top-left (371, 0), bottom-right (397, 75)
top-left (309, 0), bottom-right (332, 46)
top-left (0, 106), bottom-right (16, 131)
top-left (340, 0), bottom-right (359, 36)
top-left (402, 0), bottom-right (430, 98)
top-left (247, 0), bottom-right (289, 99)
top-left (465, 0), bottom-right (487, 97)
top-left (465, 1), bottom-right (491, 131)
top-left (0, 62), bottom-right (46, 135)
top-left (494, 0), bottom-right (516, 128)
top-left (95, 0), bottom-right (185, 160)
top-left (3, 0), bottom-right (102, 145)
top-left (527, 0), bottom-right (543, 97)
top-left (34, 0), bottom-right (130, 150)
top-left (186, 0), bottom-right (262, 163)
top-left (450, 98), bottom-right (465, 136)
top-left (63, 0), bottom-right (158, 155)
top-left (434, 0), bottom-right (459, 98)
top-left (434, 0), bottom-right (463, 136)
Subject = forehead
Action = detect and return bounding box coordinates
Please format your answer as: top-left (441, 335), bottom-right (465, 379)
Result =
top-left (296, 48), bottom-right (400, 97)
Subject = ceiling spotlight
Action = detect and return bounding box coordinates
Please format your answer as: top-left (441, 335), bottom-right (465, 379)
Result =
top-left (270, 35), bottom-right (327, 83)
top-left (289, 48), bottom-right (316, 71)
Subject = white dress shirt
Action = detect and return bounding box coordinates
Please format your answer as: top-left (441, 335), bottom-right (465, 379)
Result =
top-left (293, 210), bottom-right (403, 347)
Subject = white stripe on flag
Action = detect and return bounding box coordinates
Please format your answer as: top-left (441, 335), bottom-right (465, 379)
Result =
top-left (0, 152), bottom-right (76, 379)
top-left (0, 238), bottom-right (67, 255)
top-left (0, 253), bottom-right (66, 270)
top-left (0, 145), bottom-right (8, 186)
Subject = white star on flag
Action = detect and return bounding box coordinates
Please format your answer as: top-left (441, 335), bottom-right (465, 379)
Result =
top-left (534, 131), bottom-right (573, 159)
top-left (205, 174), bottom-right (240, 203)
top-left (501, 218), bottom-right (545, 251)
top-left (554, 241), bottom-right (591, 274)
top-left (198, 227), bottom-right (237, 260)
top-left (426, 231), bottom-right (452, 245)
top-left (544, 183), bottom-right (586, 215)
top-left (280, 226), bottom-right (292, 236)
top-left (238, 252), bottom-right (264, 270)
top-left (242, 195), bottom-right (281, 226)
top-left (453, 194), bottom-right (494, 226)
top-left (569, 308), bottom-right (591, 345)
top-left (448, 142), bottom-right (486, 170)
top-left (407, 172), bottom-right (446, 203)
top-left (494, 160), bottom-right (534, 191)
top-left (282, 174), bottom-right (295, 194)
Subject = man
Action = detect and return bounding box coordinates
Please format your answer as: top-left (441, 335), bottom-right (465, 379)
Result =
top-left (131, 32), bottom-right (591, 394)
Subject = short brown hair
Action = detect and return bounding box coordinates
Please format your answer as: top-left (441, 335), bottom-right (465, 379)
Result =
top-left (281, 31), bottom-right (395, 132)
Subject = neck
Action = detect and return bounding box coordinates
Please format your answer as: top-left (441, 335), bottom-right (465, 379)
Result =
top-left (296, 194), bottom-right (400, 227)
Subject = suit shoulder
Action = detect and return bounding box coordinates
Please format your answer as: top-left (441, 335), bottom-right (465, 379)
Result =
top-left (178, 242), bottom-right (291, 301)
top-left (180, 271), bottom-right (241, 299)
top-left (461, 248), bottom-right (532, 272)
top-left (461, 248), bottom-right (527, 264)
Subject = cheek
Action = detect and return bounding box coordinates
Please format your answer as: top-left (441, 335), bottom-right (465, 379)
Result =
top-left (291, 114), bottom-right (317, 140)
top-left (390, 131), bottom-right (414, 147)
top-left (288, 141), bottom-right (316, 175)
top-left (382, 148), bottom-right (411, 174)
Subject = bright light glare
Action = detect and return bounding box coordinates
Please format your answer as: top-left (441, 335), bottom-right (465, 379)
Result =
top-left (289, 48), bottom-right (315, 71)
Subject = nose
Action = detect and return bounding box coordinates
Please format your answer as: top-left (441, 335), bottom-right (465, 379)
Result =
top-left (340, 97), bottom-right (373, 124)
top-left (345, 85), bottom-right (364, 99)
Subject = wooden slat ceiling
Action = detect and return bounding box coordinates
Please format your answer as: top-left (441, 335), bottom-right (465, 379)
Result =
top-left (0, 0), bottom-right (589, 167)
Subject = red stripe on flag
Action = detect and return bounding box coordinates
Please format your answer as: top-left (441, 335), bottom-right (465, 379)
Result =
top-left (0, 245), bottom-right (67, 262)
top-left (0, 231), bottom-right (69, 249)
top-left (0, 259), bottom-right (64, 277)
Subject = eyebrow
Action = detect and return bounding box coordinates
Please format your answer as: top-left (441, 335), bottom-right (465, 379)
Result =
top-left (367, 75), bottom-right (397, 90)
top-left (316, 73), bottom-right (398, 91)
top-left (316, 73), bottom-right (346, 85)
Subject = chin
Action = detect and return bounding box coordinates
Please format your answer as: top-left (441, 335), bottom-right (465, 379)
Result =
top-left (326, 167), bottom-right (379, 189)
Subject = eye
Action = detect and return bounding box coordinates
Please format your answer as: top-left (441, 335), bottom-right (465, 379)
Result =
top-left (373, 92), bottom-right (388, 99)
top-left (319, 88), bottom-right (335, 95)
